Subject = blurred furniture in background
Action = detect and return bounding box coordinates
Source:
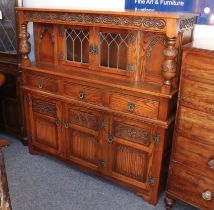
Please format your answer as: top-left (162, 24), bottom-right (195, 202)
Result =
top-left (165, 40), bottom-right (214, 209)
top-left (0, 0), bottom-right (26, 144)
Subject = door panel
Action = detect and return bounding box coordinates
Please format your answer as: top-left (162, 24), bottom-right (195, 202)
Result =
top-left (108, 116), bottom-right (155, 190)
top-left (29, 94), bottom-right (62, 155)
top-left (64, 104), bottom-right (107, 172)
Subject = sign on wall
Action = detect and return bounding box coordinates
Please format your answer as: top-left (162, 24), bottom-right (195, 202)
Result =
top-left (125, 0), bottom-right (214, 25)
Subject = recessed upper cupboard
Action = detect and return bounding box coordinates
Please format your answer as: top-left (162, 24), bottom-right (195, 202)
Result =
top-left (33, 21), bottom-right (189, 84)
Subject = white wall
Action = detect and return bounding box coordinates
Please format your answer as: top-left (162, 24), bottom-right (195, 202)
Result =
top-left (23, 0), bottom-right (125, 10)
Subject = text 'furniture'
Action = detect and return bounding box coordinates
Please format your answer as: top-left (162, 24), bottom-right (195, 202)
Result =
top-left (17, 7), bottom-right (196, 205)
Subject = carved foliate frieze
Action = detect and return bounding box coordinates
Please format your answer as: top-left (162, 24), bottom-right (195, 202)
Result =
top-left (69, 110), bottom-right (98, 131)
top-left (179, 17), bottom-right (196, 31)
top-left (23, 11), bottom-right (166, 30)
top-left (114, 122), bottom-right (150, 146)
top-left (32, 99), bottom-right (56, 117)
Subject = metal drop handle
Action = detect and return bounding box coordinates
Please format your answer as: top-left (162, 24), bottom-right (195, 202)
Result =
top-left (108, 134), bottom-right (113, 144)
top-left (79, 91), bottom-right (85, 99)
top-left (208, 159), bottom-right (214, 169)
top-left (202, 191), bottom-right (212, 201)
top-left (128, 102), bottom-right (136, 111)
top-left (38, 83), bottom-right (43, 89)
top-left (55, 118), bottom-right (61, 126)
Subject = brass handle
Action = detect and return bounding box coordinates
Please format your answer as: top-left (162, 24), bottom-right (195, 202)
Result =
top-left (208, 159), bottom-right (214, 169)
top-left (99, 160), bottom-right (105, 168)
top-left (64, 123), bottom-right (69, 129)
top-left (55, 118), bottom-right (61, 126)
top-left (38, 83), bottom-right (43, 89)
top-left (108, 134), bottom-right (113, 144)
top-left (202, 191), bottom-right (212, 201)
top-left (79, 91), bottom-right (85, 99)
top-left (128, 102), bottom-right (136, 111)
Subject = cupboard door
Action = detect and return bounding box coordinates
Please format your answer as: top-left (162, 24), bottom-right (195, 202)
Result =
top-left (64, 104), bottom-right (107, 173)
top-left (28, 94), bottom-right (62, 155)
top-left (108, 116), bottom-right (155, 191)
top-left (98, 28), bottom-right (138, 79)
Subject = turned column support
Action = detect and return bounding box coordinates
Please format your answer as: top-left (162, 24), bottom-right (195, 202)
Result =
top-left (19, 22), bottom-right (31, 66)
top-left (161, 37), bottom-right (178, 94)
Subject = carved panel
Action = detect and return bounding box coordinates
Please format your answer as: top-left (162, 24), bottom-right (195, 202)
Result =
top-left (23, 11), bottom-right (166, 31)
top-left (69, 110), bottom-right (98, 131)
top-left (114, 145), bottom-right (148, 181)
top-left (114, 122), bottom-right (150, 146)
top-left (179, 17), bottom-right (196, 31)
top-left (141, 32), bottom-right (167, 84)
top-left (32, 99), bottom-right (56, 117)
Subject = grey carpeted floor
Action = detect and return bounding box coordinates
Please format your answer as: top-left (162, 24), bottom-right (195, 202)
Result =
top-left (2, 134), bottom-right (197, 210)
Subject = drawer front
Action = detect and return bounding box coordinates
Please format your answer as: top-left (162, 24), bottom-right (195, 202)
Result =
top-left (168, 164), bottom-right (214, 210)
top-left (184, 53), bottom-right (214, 84)
top-left (23, 74), bottom-right (59, 93)
top-left (181, 79), bottom-right (214, 113)
top-left (110, 93), bottom-right (159, 119)
top-left (174, 135), bottom-right (214, 179)
top-left (177, 106), bottom-right (214, 145)
top-left (64, 82), bottom-right (103, 106)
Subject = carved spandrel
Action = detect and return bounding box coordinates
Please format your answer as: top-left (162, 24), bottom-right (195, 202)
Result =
top-left (32, 100), bottom-right (56, 117)
top-left (19, 23), bottom-right (31, 66)
top-left (23, 11), bottom-right (166, 31)
top-left (161, 37), bottom-right (178, 93)
top-left (114, 122), bottom-right (150, 146)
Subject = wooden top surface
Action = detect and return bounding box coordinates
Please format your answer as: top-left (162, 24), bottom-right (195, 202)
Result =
top-left (184, 39), bottom-right (214, 52)
top-left (16, 7), bottom-right (197, 19)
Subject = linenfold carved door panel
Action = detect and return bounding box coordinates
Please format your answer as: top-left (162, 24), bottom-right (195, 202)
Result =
top-left (64, 104), bottom-right (108, 173)
top-left (107, 115), bottom-right (155, 191)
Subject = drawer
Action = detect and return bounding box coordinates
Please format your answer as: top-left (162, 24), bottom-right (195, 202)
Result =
top-left (64, 82), bottom-right (103, 106)
top-left (168, 164), bottom-right (214, 210)
top-left (181, 79), bottom-right (214, 113)
top-left (23, 74), bottom-right (59, 94)
top-left (184, 52), bottom-right (214, 84)
top-left (177, 106), bottom-right (214, 145)
top-left (173, 135), bottom-right (214, 179)
top-left (110, 93), bottom-right (159, 119)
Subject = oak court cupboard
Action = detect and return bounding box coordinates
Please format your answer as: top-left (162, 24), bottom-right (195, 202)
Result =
top-left (16, 7), bottom-right (197, 205)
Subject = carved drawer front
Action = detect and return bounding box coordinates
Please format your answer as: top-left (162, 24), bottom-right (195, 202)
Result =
top-left (23, 74), bottom-right (59, 94)
top-left (174, 135), bottom-right (214, 179)
top-left (168, 164), bottom-right (214, 210)
top-left (184, 53), bottom-right (214, 84)
top-left (64, 82), bottom-right (103, 106)
top-left (110, 93), bottom-right (159, 119)
top-left (181, 79), bottom-right (214, 113)
top-left (177, 106), bottom-right (214, 145)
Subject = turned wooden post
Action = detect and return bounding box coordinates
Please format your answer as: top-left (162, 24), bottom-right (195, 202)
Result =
top-left (161, 37), bottom-right (178, 94)
top-left (19, 23), bottom-right (31, 66)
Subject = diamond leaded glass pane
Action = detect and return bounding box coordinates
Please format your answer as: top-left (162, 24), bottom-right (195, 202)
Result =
top-left (66, 29), bottom-right (89, 64)
top-left (0, 0), bottom-right (17, 54)
top-left (99, 32), bottom-right (129, 70)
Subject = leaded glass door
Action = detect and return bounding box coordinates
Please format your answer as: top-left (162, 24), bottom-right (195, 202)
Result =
top-left (0, 0), bottom-right (17, 54)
